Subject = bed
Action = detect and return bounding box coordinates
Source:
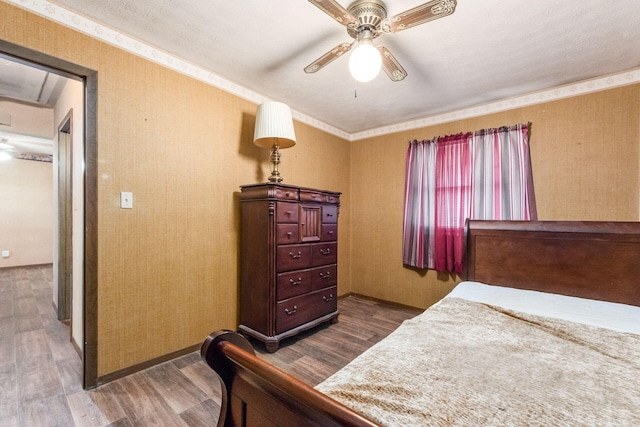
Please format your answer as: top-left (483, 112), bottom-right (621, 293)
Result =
top-left (201, 220), bottom-right (640, 426)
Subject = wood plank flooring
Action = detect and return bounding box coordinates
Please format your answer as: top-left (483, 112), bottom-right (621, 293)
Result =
top-left (0, 265), bottom-right (421, 426)
top-left (254, 296), bottom-right (422, 386)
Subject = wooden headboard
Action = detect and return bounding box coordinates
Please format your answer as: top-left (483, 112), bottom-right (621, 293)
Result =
top-left (465, 220), bottom-right (640, 306)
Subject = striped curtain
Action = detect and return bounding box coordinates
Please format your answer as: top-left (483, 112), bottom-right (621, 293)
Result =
top-left (471, 124), bottom-right (537, 220)
top-left (402, 123), bottom-right (536, 273)
top-left (434, 133), bottom-right (473, 273)
top-left (402, 138), bottom-right (437, 268)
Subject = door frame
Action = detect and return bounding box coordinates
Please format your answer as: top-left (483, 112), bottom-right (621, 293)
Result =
top-left (0, 39), bottom-right (99, 389)
top-left (57, 109), bottom-right (73, 322)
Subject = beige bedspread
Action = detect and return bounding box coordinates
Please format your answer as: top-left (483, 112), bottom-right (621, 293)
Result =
top-left (315, 298), bottom-right (640, 426)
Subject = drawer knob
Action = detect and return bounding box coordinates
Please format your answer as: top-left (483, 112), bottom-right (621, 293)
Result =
top-left (323, 294), bottom-right (334, 302)
top-left (326, 213), bottom-right (334, 217)
top-left (284, 306), bottom-right (297, 315)
top-left (319, 272), bottom-right (331, 279)
top-left (286, 232), bottom-right (292, 237)
top-left (289, 277), bottom-right (302, 286)
top-left (286, 211), bottom-right (293, 216)
top-left (289, 251), bottom-right (302, 259)
top-left (328, 230), bottom-right (334, 235)
top-left (285, 191), bottom-right (290, 197)
top-left (320, 248), bottom-right (331, 255)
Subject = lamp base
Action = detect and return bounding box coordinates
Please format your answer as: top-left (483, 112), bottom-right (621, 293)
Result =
top-left (268, 146), bottom-right (284, 183)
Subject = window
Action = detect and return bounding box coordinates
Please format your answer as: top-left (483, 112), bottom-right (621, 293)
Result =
top-left (403, 124), bottom-right (536, 273)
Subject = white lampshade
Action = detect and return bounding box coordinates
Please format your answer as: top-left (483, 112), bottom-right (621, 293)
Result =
top-left (253, 101), bottom-right (296, 149)
top-left (348, 32), bottom-right (382, 83)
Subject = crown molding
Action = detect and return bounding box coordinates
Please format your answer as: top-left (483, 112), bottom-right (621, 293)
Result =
top-left (350, 67), bottom-right (640, 141)
top-left (6, 0), bottom-right (639, 142)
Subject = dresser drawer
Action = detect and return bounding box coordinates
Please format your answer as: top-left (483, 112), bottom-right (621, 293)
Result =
top-left (277, 269), bottom-right (311, 300)
top-left (299, 189), bottom-right (325, 203)
top-left (274, 187), bottom-right (299, 201)
top-left (277, 244), bottom-right (311, 272)
top-left (326, 194), bottom-right (339, 204)
top-left (275, 286), bottom-right (338, 334)
top-left (322, 205), bottom-right (338, 223)
top-left (240, 184), bottom-right (299, 201)
top-left (277, 224), bottom-right (299, 244)
top-left (321, 224), bottom-right (337, 241)
top-left (276, 202), bottom-right (298, 223)
top-left (311, 264), bottom-right (337, 291)
top-left (310, 242), bottom-right (337, 267)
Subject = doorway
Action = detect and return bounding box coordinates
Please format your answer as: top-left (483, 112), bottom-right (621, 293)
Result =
top-left (0, 40), bottom-right (99, 389)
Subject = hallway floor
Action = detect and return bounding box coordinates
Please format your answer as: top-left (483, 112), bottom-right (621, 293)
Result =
top-left (0, 265), bottom-right (221, 426)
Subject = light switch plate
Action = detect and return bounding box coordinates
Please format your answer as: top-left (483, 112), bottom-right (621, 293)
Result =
top-left (120, 192), bottom-right (133, 209)
top-left (1, 250), bottom-right (9, 258)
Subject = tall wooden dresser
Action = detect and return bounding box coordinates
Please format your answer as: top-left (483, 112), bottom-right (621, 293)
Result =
top-left (239, 183), bottom-right (340, 352)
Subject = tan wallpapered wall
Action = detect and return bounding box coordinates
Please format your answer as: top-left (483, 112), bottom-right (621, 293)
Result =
top-left (0, 2), bottom-right (351, 376)
top-left (349, 84), bottom-right (640, 309)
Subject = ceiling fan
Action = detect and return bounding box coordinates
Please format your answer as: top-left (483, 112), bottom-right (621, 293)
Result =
top-left (304, 0), bottom-right (457, 82)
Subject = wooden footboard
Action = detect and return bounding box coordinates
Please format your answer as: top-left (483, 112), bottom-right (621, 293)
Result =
top-left (201, 330), bottom-right (379, 427)
top-left (202, 220), bottom-right (640, 426)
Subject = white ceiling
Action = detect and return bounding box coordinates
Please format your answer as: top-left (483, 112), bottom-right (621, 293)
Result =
top-left (0, 55), bottom-right (67, 107)
top-left (0, 54), bottom-right (70, 156)
top-left (6, 0), bottom-right (640, 139)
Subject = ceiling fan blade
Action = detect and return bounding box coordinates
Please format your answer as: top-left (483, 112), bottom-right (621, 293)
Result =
top-left (307, 0), bottom-right (359, 29)
top-left (377, 46), bottom-right (407, 82)
top-left (304, 43), bottom-right (352, 74)
top-left (381, 0), bottom-right (457, 33)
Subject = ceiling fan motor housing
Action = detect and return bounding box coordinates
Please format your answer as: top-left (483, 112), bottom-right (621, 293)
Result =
top-left (347, 0), bottom-right (387, 38)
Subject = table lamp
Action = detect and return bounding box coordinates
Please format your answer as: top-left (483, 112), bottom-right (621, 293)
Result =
top-left (253, 101), bottom-right (296, 183)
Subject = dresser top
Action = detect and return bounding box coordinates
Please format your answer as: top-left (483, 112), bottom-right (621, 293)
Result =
top-left (240, 183), bottom-right (341, 203)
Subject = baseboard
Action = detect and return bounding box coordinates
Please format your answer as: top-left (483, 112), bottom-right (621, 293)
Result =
top-left (339, 292), bottom-right (423, 313)
top-left (71, 336), bottom-right (83, 359)
top-left (0, 263), bottom-right (54, 270)
top-left (96, 343), bottom-right (201, 386)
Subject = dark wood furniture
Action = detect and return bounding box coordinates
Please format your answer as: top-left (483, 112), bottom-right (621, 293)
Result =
top-left (203, 220), bottom-right (640, 427)
top-left (238, 183), bottom-right (341, 352)
top-left (465, 220), bottom-right (640, 306)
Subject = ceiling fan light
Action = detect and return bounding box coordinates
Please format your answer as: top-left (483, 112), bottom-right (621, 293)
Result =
top-left (0, 150), bottom-right (15, 161)
top-left (348, 39), bottom-right (382, 83)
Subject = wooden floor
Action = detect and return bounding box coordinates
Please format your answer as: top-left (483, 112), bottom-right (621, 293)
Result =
top-left (0, 265), bottom-right (421, 426)
top-left (254, 295), bottom-right (422, 386)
